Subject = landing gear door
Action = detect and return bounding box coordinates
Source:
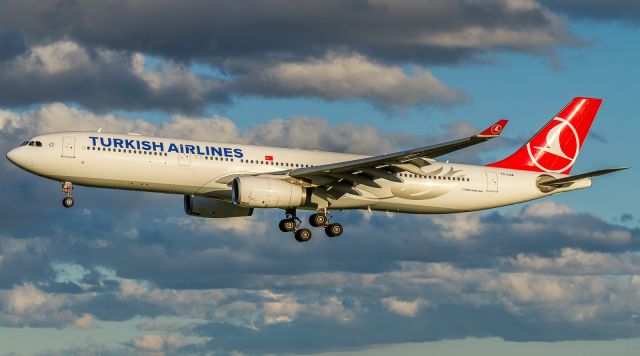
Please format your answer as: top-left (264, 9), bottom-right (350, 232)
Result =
top-left (62, 136), bottom-right (76, 158)
top-left (486, 171), bottom-right (498, 192)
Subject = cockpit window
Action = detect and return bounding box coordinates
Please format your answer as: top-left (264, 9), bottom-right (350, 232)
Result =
top-left (26, 141), bottom-right (43, 147)
top-left (35, 141), bottom-right (42, 147)
top-left (20, 141), bottom-right (28, 146)
top-left (28, 141), bottom-right (35, 146)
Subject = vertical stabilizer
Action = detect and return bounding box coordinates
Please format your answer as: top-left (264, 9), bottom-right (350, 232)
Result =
top-left (487, 97), bottom-right (602, 174)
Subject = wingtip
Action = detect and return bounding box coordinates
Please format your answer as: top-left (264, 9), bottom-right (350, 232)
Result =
top-left (477, 119), bottom-right (508, 137)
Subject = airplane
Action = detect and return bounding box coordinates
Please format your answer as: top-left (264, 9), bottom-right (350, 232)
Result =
top-left (5, 97), bottom-right (626, 242)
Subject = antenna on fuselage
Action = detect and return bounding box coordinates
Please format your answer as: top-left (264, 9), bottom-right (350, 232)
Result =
top-left (97, 128), bottom-right (102, 133)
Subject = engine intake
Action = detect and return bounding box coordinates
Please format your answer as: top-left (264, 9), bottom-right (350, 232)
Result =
top-left (232, 176), bottom-right (307, 208)
top-left (184, 195), bottom-right (253, 218)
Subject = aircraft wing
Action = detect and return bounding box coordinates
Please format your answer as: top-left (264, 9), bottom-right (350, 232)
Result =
top-left (273, 119), bottom-right (508, 197)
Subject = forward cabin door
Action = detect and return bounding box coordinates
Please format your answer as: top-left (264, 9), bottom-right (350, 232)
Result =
top-left (61, 136), bottom-right (76, 158)
top-left (486, 171), bottom-right (498, 192)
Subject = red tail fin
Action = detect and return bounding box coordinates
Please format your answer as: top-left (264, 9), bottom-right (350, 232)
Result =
top-left (487, 97), bottom-right (602, 174)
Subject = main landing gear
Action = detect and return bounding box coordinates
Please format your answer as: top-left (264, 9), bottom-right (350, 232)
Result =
top-left (309, 211), bottom-right (343, 237)
top-left (61, 181), bottom-right (75, 208)
top-left (279, 209), bottom-right (343, 242)
top-left (279, 209), bottom-right (312, 242)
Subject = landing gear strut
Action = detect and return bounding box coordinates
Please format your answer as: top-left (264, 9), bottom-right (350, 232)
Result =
top-left (61, 181), bottom-right (74, 208)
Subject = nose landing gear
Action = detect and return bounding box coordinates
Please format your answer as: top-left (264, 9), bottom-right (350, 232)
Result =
top-left (61, 181), bottom-right (74, 208)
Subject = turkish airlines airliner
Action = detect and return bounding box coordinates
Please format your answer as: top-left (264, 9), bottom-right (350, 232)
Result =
top-left (5, 97), bottom-right (625, 241)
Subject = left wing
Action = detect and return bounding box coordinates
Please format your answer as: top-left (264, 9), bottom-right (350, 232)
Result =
top-left (276, 119), bottom-right (508, 197)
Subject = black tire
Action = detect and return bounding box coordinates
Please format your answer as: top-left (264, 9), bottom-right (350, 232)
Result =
top-left (278, 220), bottom-right (288, 232)
top-left (309, 213), bottom-right (327, 227)
top-left (282, 219), bottom-right (297, 232)
top-left (62, 197), bottom-right (74, 208)
top-left (294, 228), bottom-right (312, 242)
top-left (325, 223), bottom-right (343, 237)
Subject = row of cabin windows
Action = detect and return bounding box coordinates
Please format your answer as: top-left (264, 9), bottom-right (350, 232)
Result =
top-left (82, 145), bottom-right (470, 182)
top-left (239, 159), bottom-right (310, 168)
top-left (84, 146), bottom-right (169, 156)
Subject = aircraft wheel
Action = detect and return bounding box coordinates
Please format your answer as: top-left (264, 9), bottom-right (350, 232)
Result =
top-left (294, 228), bottom-right (312, 242)
top-left (279, 219), bottom-right (297, 232)
top-left (325, 223), bottom-right (343, 237)
top-left (62, 196), bottom-right (75, 208)
top-left (309, 213), bottom-right (327, 227)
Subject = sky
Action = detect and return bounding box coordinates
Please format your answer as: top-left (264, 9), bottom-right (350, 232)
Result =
top-left (0, 0), bottom-right (639, 355)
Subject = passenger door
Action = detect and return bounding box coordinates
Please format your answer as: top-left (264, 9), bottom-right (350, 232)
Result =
top-left (486, 171), bottom-right (498, 192)
top-left (61, 136), bottom-right (76, 158)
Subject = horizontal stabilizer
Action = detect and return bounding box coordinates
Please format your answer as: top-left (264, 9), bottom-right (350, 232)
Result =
top-left (538, 167), bottom-right (628, 187)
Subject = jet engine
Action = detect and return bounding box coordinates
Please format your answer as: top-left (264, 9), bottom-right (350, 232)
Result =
top-left (232, 176), bottom-right (307, 208)
top-left (184, 195), bottom-right (253, 218)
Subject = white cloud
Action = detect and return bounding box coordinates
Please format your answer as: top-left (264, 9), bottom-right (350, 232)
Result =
top-left (264, 298), bottom-right (302, 324)
top-left (382, 297), bottom-right (426, 317)
top-left (74, 313), bottom-right (94, 330)
top-left (243, 53), bottom-right (464, 108)
top-left (0, 283), bottom-right (74, 327)
top-left (130, 333), bottom-right (189, 353)
top-left (14, 41), bottom-right (91, 74)
top-left (431, 213), bottom-right (484, 240)
top-left (520, 201), bottom-right (574, 217)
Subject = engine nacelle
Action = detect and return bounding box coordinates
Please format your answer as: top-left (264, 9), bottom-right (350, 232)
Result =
top-left (184, 195), bottom-right (253, 218)
top-left (232, 176), bottom-right (307, 208)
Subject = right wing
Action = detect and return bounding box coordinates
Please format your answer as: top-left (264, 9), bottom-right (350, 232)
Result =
top-left (273, 119), bottom-right (508, 197)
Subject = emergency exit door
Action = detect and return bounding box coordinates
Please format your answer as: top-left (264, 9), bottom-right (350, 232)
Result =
top-left (486, 171), bottom-right (498, 192)
top-left (62, 136), bottom-right (76, 158)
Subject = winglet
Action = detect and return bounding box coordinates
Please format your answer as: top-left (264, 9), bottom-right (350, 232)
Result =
top-left (477, 119), bottom-right (508, 138)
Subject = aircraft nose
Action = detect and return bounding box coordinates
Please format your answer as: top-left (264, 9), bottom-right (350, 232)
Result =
top-left (6, 148), bottom-right (17, 164)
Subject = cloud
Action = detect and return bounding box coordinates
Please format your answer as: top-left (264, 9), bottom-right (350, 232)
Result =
top-left (382, 297), bottom-right (426, 317)
top-left (233, 53), bottom-right (465, 109)
top-left (74, 313), bottom-right (95, 330)
top-left (0, 0), bottom-right (576, 65)
top-left (541, 0), bottom-right (640, 24)
top-left (128, 333), bottom-right (190, 353)
top-left (0, 42), bottom-right (225, 113)
top-left (0, 0), bottom-right (582, 112)
top-left (0, 42), bottom-right (462, 112)
top-left (0, 284), bottom-right (75, 328)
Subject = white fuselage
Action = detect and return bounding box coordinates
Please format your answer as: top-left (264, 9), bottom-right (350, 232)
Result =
top-left (6, 132), bottom-right (591, 214)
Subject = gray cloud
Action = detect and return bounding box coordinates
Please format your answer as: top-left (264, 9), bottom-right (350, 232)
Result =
top-left (0, 0), bottom-right (581, 112)
top-left (541, 0), bottom-right (640, 24)
top-left (0, 27), bottom-right (26, 61)
top-left (0, 42), bottom-right (463, 112)
top-left (0, 42), bottom-right (227, 113)
top-left (231, 53), bottom-right (466, 110)
top-left (0, 0), bottom-right (576, 65)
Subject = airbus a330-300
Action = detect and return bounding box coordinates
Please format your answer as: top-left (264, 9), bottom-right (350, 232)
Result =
top-left (6, 97), bottom-right (626, 242)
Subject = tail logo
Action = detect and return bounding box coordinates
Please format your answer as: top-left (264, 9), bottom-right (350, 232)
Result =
top-left (526, 117), bottom-right (580, 173)
top-left (490, 123), bottom-right (503, 135)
